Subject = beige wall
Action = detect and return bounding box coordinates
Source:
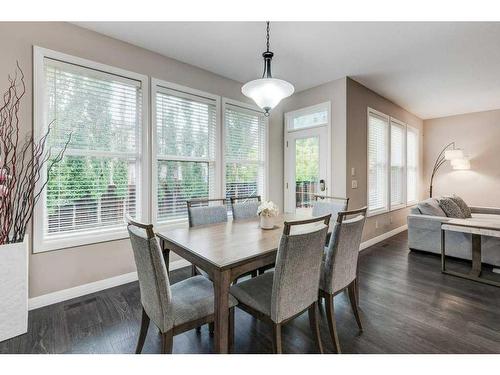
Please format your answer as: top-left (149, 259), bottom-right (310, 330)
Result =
top-left (0, 22), bottom-right (283, 298)
top-left (346, 78), bottom-right (424, 241)
top-left (423, 109), bottom-right (500, 207)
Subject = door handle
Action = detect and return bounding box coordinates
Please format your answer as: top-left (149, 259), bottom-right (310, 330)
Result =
top-left (319, 179), bottom-right (326, 192)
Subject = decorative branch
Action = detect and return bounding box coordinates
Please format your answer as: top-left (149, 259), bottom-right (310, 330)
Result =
top-left (0, 63), bottom-right (69, 244)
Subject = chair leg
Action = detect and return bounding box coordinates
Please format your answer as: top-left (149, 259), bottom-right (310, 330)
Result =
top-left (135, 307), bottom-right (150, 354)
top-left (348, 281), bottom-right (363, 332)
top-left (308, 302), bottom-right (324, 354)
top-left (209, 322), bottom-right (215, 335)
top-left (161, 330), bottom-right (173, 354)
top-left (325, 293), bottom-right (341, 354)
top-left (228, 307), bottom-right (235, 353)
top-left (272, 323), bottom-right (282, 354)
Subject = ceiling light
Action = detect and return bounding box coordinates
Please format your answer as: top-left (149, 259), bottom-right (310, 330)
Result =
top-left (242, 22), bottom-right (294, 116)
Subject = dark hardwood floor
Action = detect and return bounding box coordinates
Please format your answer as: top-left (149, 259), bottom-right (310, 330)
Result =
top-left (1, 231), bottom-right (500, 354)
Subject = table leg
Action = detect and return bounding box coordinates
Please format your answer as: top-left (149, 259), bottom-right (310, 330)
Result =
top-left (213, 269), bottom-right (231, 354)
top-left (470, 234), bottom-right (482, 277)
top-left (441, 228), bottom-right (446, 272)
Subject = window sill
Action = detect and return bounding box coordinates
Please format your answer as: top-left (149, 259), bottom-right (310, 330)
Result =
top-left (33, 226), bottom-right (130, 254)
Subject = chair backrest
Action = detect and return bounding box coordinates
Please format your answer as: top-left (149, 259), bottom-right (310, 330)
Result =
top-left (270, 214), bottom-right (331, 323)
top-left (312, 195), bottom-right (349, 219)
top-left (187, 198), bottom-right (228, 227)
top-left (322, 207), bottom-right (367, 294)
top-left (230, 195), bottom-right (261, 220)
top-left (127, 217), bottom-right (172, 332)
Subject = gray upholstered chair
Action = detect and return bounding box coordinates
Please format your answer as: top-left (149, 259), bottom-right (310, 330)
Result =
top-left (230, 214), bottom-right (331, 354)
top-left (127, 217), bottom-right (237, 354)
top-left (319, 207), bottom-right (367, 354)
top-left (312, 195), bottom-right (349, 245)
top-left (230, 195), bottom-right (261, 220)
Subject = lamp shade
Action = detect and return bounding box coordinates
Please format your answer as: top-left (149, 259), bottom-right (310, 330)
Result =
top-left (451, 157), bottom-right (470, 170)
top-left (444, 149), bottom-right (464, 160)
top-left (242, 78), bottom-right (294, 114)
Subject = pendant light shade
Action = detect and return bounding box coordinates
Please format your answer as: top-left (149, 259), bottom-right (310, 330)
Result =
top-left (242, 22), bottom-right (294, 116)
top-left (242, 78), bottom-right (294, 114)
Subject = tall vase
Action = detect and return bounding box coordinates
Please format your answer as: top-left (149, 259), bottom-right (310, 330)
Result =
top-left (0, 237), bottom-right (28, 342)
top-left (260, 215), bottom-right (274, 229)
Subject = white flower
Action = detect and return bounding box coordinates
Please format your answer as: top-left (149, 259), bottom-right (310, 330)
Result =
top-left (257, 201), bottom-right (279, 217)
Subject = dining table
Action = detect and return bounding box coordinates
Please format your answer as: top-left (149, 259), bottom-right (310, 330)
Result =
top-left (156, 212), bottom-right (326, 354)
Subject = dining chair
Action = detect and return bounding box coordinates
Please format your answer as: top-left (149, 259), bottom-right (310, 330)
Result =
top-left (230, 195), bottom-right (261, 220)
top-left (312, 195), bottom-right (349, 245)
top-left (127, 217), bottom-right (238, 354)
top-left (230, 214), bottom-right (331, 354)
top-left (318, 207), bottom-right (367, 354)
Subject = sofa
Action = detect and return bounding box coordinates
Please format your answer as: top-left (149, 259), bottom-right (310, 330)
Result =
top-left (407, 198), bottom-right (500, 267)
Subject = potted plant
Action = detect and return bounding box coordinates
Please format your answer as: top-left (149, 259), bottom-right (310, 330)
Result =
top-left (0, 64), bottom-right (69, 342)
top-left (257, 200), bottom-right (279, 229)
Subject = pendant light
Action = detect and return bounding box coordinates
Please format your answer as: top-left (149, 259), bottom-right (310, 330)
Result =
top-left (242, 22), bottom-right (294, 116)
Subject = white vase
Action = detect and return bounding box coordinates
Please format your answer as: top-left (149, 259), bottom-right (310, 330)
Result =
top-left (0, 237), bottom-right (28, 342)
top-left (260, 215), bottom-right (274, 229)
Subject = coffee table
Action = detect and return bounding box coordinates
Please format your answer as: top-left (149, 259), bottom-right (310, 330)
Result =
top-left (441, 218), bottom-right (500, 287)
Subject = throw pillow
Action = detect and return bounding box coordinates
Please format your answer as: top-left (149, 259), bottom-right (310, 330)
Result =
top-left (438, 197), bottom-right (466, 218)
top-left (448, 195), bottom-right (472, 218)
top-left (417, 198), bottom-right (446, 216)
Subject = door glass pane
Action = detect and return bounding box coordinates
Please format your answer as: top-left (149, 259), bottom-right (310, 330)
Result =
top-left (295, 137), bottom-right (320, 208)
top-left (290, 110), bottom-right (328, 130)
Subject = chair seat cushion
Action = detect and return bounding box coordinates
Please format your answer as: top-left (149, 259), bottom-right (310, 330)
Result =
top-left (171, 275), bottom-right (238, 327)
top-left (229, 271), bottom-right (274, 317)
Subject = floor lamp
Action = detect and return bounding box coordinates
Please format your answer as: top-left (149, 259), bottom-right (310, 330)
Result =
top-left (429, 142), bottom-right (470, 198)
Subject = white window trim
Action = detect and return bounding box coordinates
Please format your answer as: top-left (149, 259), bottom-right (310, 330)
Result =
top-left (151, 78), bottom-right (222, 228)
top-left (367, 107), bottom-right (420, 217)
top-left (222, 98), bottom-right (269, 202)
top-left (406, 125), bottom-right (420, 207)
top-left (33, 46), bottom-right (150, 253)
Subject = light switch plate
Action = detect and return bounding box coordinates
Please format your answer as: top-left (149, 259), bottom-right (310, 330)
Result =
top-left (351, 180), bottom-right (358, 189)
top-left (351, 167), bottom-right (356, 176)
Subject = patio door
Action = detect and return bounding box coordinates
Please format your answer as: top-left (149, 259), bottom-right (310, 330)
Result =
top-left (284, 103), bottom-right (331, 213)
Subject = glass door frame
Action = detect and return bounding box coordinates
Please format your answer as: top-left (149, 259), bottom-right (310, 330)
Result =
top-left (284, 102), bottom-right (332, 213)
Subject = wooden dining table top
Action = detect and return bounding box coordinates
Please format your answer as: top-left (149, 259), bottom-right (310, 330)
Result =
top-left (156, 212), bottom-right (329, 270)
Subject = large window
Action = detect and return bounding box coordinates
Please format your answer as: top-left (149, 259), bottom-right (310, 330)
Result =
top-left (153, 81), bottom-right (219, 224)
top-left (367, 108), bottom-right (419, 216)
top-left (406, 127), bottom-right (419, 204)
top-left (34, 47), bottom-right (148, 252)
top-left (223, 100), bottom-right (267, 202)
top-left (367, 110), bottom-right (389, 214)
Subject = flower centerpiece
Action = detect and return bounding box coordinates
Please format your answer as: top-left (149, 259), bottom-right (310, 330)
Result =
top-left (257, 200), bottom-right (279, 229)
top-left (0, 64), bottom-right (69, 342)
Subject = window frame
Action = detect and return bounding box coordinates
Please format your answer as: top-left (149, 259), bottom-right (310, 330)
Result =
top-left (151, 78), bottom-right (222, 227)
top-left (221, 98), bottom-right (269, 203)
top-left (33, 46), bottom-right (150, 253)
top-left (406, 125), bottom-right (420, 206)
top-left (389, 117), bottom-right (407, 211)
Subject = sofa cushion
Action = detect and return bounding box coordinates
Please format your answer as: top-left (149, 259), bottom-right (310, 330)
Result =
top-left (448, 195), bottom-right (472, 218)
top-left (417, 198), bottom-right (446, 216)
top-left (438, 197), bottom-right (466, 218)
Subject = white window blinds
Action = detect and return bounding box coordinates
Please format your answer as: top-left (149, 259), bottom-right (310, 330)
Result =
top-left (368, 111), bottom-right (389, 213)
top-left (43, 58), bottom-right (142, 237)
top-left (390, 121), bottom-right (406, 207)
top-left (155, 88), bottom-right (217, 223)
top-left (224, 104), bottom-right (267, 201)
top-left (407, 127), bottom-right (419, 203)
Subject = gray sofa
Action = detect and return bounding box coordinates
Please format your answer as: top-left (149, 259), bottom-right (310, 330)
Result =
top-left (407, 199), bottom-right (500, 267)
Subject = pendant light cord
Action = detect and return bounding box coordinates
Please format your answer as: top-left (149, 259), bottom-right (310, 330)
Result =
top-left (266, 21), bottom-right (270, 52)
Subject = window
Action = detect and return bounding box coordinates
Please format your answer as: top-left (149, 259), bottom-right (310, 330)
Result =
top-left (34, 47), bottom-right (148, 252)
top-left (223, 100), bottom-right (268, 202)
top-left (367, 110), bottom-right (389, 214)
top-left (286, 103), bottom-right (329, 131)
top-left (390, 119), bottom-right (406, 208)
top-left (407, 127), bottom-right (419, 204)
top-left (153, 81), bottom-right (219, 224)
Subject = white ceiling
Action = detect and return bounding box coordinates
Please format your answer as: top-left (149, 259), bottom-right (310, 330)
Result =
top-left (74, 22), bottom-right (500, 119)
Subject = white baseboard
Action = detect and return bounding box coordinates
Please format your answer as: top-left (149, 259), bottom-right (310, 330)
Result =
top-left (28, 258), bottom-right (190, 311)
top-left (359, 224), bottom-right (408, 251)
top-left (28, 226), bottom-right (407, 311)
